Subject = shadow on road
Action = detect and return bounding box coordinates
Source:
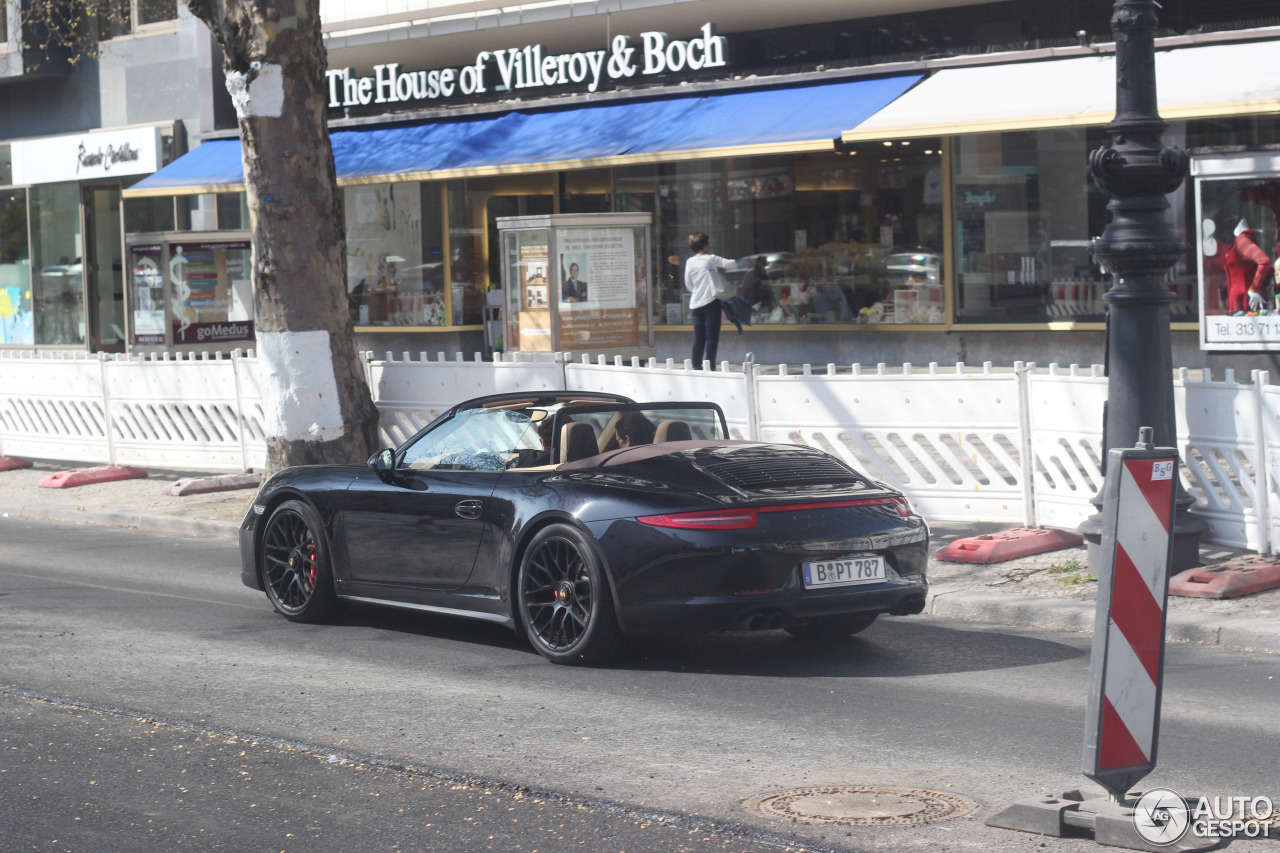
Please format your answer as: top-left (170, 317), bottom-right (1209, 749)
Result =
top-left (318, 603), bottom-right (1084, 678)
top-left (611, 618), bottom-right (1086, 677)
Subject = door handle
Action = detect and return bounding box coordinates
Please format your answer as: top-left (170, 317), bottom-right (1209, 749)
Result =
top-left (454, 499), bottom-right (483, 520)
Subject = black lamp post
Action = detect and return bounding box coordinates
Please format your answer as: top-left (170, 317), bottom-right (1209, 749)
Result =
top-left (1079, 0), bottom-right (1208, 569)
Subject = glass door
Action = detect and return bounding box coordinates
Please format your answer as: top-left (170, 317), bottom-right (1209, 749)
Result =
top-left (82, 184), bottom-right (126, 352)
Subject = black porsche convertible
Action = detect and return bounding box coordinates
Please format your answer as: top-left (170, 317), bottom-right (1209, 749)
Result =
top-left (239, 391), bottom-right (929, 664)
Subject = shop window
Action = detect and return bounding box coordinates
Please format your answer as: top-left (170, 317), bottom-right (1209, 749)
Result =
top-left (0, 189), bottom-right (31, 345)
top-left (0, 146), bottom-right (11, 186)
top-left (952, 127), bottom-right (1206, 324)
top-left (955, 129), bottom-right (1108, 323)
top-left (344, 182), bottom-right (446, 327)
top-left (30, 183), bottom-right (84, 346)
top-left (216, 193), bottom-right (249, 230)
top-left (639, 146), bottom-right (944, 327)
top-left (447, 176), bottom-right (555, 326)
top-left (124, 194), bottom-right (176, 234)
top-left (561, 169), bottom-right (612, 214)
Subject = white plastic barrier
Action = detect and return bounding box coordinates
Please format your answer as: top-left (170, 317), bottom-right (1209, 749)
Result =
top-left (1259, 375), bottom-right (1280, 555)
top-left (0, 347), bottom-right (1276, 555)
top-left (1177, 368), bottom-right (1269, 554)
top-left (106, 352), bottom-right (249, 470)
top-left (754, 362), bottom-right (1026, 524)
top-left (233, 351), bottom-right (270, 471)
top-left (564, 356), bottom-right (756, 440)
top-left (368, 351), bottom-right (567, 447)
top-left (0, 352), bottom-right (111, 463)
top-left (1027, 364), bottom-right (1106, 531)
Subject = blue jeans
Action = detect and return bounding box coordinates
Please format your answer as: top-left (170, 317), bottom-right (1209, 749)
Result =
top-left (690, 302), bottom-right (722, 368)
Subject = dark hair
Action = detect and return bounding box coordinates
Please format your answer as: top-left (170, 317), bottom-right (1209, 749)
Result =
top-left (688, 232), bottom-right (710, 253)
top-left (615, 410), bottom-right (657, 446)
top-left (569, 263), bottom-right (579, 272)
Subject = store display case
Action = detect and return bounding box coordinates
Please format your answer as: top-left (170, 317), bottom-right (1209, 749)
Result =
top-left (496, 213), bottom-right (654, 358)
top-left (1193, 152), bottom-right (1280, 350)
top-left (124, 231), bottom-right (255, 351)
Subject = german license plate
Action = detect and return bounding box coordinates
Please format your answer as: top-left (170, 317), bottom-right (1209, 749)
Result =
top-left (801, 556), bottom-right (886, 589)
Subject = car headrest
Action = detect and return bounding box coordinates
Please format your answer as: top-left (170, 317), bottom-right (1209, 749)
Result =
top-left (560, 421), bottom-right (599, 463)
top-left (654, 419), bottom-right (692, 443)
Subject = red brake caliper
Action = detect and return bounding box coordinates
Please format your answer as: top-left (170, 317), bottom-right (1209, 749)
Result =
top-left (306, 545), bottom-right (317, 586)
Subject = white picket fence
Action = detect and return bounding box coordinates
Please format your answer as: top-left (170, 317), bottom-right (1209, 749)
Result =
top-left (0, 349), bottom-right (1274, 554)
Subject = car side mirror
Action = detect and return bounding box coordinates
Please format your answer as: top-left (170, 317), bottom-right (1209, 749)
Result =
top-left (368, 448), bottom-right (395, 481)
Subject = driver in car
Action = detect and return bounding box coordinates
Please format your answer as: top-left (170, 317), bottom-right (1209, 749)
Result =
top-left (615, 411), bottom-right (657, 449)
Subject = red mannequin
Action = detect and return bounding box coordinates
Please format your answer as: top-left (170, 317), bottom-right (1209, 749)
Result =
top-left (1223, 219), bottom-right (1272, 313)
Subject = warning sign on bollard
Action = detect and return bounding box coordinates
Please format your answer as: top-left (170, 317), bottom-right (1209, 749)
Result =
top-left (986, 428), bottom-right (1220, 851)
top-left (1083, 428), bottom-right (1178, 798)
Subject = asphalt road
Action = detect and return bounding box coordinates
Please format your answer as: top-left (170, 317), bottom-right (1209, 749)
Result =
top-left (2, 516), bottom-right (1277, 853)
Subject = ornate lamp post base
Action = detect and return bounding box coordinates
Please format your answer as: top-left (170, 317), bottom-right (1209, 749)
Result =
top-left (1076, 0), bottom-right (1207, 572)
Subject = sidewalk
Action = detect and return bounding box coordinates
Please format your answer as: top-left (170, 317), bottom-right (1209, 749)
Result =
top-left (2, 458), bottom-right (1277, 654)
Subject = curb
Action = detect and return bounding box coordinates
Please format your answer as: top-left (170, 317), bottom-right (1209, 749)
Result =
top-left (6, 504), bottom-right (239, 541)
top-left (926, 583), bottom-right (1280, 654)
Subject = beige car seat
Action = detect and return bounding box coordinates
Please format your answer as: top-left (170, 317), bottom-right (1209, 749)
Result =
top-left (560, 421), bottom-right (600, 463)
top-left (654, 420), bottom-right (692, 442)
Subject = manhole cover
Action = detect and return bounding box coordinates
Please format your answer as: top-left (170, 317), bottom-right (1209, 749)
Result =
top-left (753, 786), bottom-right (975, 827)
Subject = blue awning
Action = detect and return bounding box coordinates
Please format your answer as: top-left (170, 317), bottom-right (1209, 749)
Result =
top-left (124, 74), bottom-right (922, 196)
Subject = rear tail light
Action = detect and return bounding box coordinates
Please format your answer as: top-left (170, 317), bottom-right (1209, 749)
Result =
top-left (891, 496), bottom-right (916, 518)
top-left (638, 496), bottom-right (916, 529)
top-left (637, 508), bottom-right (759, 529)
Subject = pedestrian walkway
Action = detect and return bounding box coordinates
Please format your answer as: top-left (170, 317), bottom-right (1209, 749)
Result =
top-left (2, 458), bottom-right (1276, 654)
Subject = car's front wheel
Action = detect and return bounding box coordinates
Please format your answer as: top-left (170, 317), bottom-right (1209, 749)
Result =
top-left (785, 613), bottom-right (878, 640)
top-left (517, 523), bottom-right (620, 665)
top-left (260, 499), bottom-right (341, 623)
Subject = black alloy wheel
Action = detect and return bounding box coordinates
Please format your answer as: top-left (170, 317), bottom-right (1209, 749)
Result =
top-left (518, 524), bottom-right (619, 665)
top-left (261, 500), bottom-right (340, 623)
top-left (785, 613), bottom-right (878, 640)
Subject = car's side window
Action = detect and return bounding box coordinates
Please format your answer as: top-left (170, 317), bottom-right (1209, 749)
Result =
top-left (400, 408), bottom-right (539, 472)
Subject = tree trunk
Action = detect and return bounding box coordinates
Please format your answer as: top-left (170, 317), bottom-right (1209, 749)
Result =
top-left (185, 0), bottom-right (379, 472)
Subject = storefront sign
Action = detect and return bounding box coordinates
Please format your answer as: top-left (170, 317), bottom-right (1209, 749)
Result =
top-left (326, 23), bottom-right (728, 108)
top-left (12, 126), bottom-right (163, 185)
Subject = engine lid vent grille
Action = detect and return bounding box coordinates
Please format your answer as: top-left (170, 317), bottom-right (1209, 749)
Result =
top-left (696, 448), bottom-right (866, 492)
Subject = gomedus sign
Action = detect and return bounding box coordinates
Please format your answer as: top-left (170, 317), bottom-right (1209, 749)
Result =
top-left (327, 23), bottom-right (729, 108)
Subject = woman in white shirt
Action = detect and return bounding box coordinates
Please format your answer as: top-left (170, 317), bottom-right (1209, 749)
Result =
top-left (684, 232), bottom-right (737, 368)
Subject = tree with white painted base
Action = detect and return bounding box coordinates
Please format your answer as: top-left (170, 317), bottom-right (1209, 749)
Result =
top-left (185, 0), bottom-right (379, 472)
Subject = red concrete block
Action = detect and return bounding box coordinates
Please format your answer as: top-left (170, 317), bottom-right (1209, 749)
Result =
top-left (0, 456), bottom-right (33, 471)
top-left (935, 527), bottom-right (1085, 564)
top-left (1170, 555), bottom-right (1280, 599)
top-left (163, 473), bottom-right (261, 496)
top-left (37, 465), bottom-right (149, 489)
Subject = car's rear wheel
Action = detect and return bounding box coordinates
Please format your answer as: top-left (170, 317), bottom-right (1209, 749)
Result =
top-left (518, 524), bottom-right (619, 665)
top-left (785, 613), bottom-right (878, 640)
top-left (261, 500), bottom-right (340, 623)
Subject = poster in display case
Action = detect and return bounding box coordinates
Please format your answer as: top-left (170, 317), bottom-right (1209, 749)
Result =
top-left (1193, 154), bottom-right (1280, 350)
top-left (129, 243), bottom-right (166, 345)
